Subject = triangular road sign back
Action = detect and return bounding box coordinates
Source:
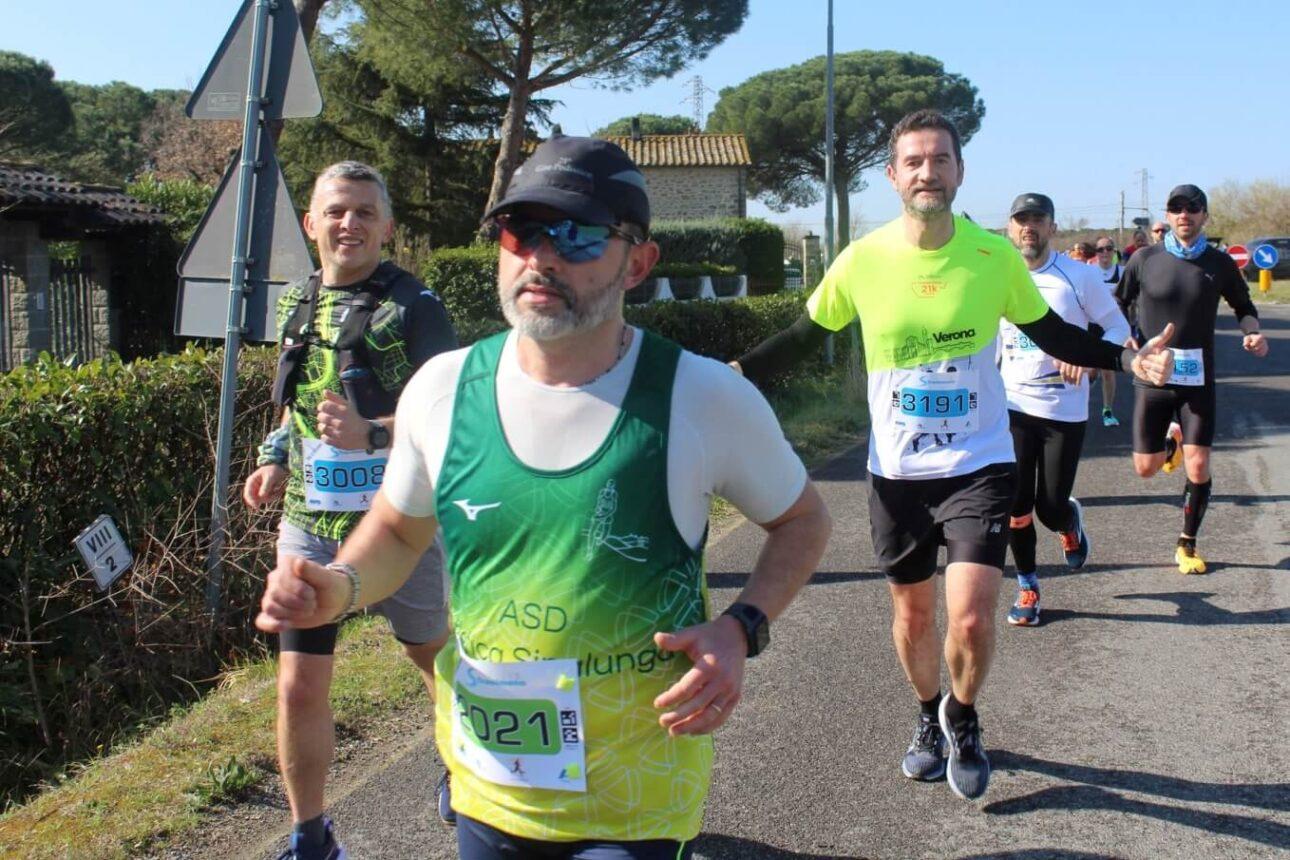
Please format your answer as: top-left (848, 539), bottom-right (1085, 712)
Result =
top-left (187, 0), bottom-right (323, 120)
top-left (175, 129), bottom-right (315, 342)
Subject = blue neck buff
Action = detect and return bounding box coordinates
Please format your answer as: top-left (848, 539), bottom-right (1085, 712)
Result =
top-left (1165, 230), bottom-right (1208, 260)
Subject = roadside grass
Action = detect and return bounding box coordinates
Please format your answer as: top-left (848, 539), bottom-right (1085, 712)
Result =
top-left (0, 618), bottom-right (428, 859)
top-left (1252, 278), bottom-right (1290, 303)
top-left (0, 359), bottom-right (868, 859)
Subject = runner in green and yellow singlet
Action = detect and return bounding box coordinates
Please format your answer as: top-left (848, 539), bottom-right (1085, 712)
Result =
top-left (256, 137), bottom-right (832, 860)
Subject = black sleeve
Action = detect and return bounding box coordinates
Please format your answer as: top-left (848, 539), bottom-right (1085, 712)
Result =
top-left (1217, 256), bottom-right (1258, 322)
top-left (404, 290), bottom-right (459, 370)
top-left (736, 312), bottom-right (833, 385)
top-left (1017, 309), bottom-right (1130, 372)
top-left (1115, 257), bottom-right (1140, 315)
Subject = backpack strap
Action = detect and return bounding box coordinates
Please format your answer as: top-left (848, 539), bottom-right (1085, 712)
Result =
top-left (281, 272), bottom-right (322, 348)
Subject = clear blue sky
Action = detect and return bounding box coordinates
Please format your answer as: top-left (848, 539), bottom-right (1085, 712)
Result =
top-left (5, 0), bottom-right (1288, 237)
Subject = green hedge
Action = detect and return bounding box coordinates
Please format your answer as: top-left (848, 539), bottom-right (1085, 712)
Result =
top-left (625, 291), bottom-right (808, 365)
top-left (652, 218), bottom-right (785, 294)
top-left (422, 244), bottom-right (504, 323)
top-left (0, 347), bottom-right (280, 805)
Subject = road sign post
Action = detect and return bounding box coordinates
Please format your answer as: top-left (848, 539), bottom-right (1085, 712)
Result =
top-left (1227, 244), bottom-right (1249, 270)
top-left (1253, 243), bottom-right (1280, 295)
top-left (181, 0), bottom-right (322, 617)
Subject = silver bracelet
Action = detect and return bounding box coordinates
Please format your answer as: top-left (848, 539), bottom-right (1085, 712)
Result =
top-left (325, 562), bottom-right (362, 622)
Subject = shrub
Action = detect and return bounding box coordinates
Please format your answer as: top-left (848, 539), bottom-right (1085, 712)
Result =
top-left (0, 347), bottom-right (280, 805)
top-left (624, 291), bottom-right (809, 366)
top-left (651, 218), bottom-right (785, 294)
top-left (651, 261), bottom-right (736, 278)
top-left (421, 244), bottom-right (503, 323)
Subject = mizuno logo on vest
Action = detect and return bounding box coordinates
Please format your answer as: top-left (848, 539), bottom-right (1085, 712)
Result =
top-left (932, 328), bottom-right (976, 343)
top-left (453, 499), bottom-right (502, 521)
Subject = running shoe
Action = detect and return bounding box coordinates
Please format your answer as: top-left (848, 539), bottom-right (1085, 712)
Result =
top-left (1007, 588), bottom-right (1041, 626)
top-left (1059, 497), bottom-right (1090, 569)
top-left (1102, 408), bottom-right (1120, 428)
top-left (1162, 422), bottom-right (1184, 473)
top-left (938, 697), bottom-right (991, 800)
top-left (276, 818), bottom-right (346, 860)
top-left (436, 770), bottom-right (456, 827)
top-left (900, 711), bottom-right (946, 781)
top-left (1175, 545), bottom-right (1208, 575)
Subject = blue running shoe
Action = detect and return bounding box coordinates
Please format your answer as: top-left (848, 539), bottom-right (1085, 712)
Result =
top-left (1059, 497), bottom-right (1090, 569)
top-left (900, 711), bottom-right (945, 781)
top-left (938, 697), bottom-right (991, 801)
top-left (1007, 588), bottom-right (1041, 626)
top-left (277, 817), bottom-right (346, 860)
top-left (437, 770), bottom-right (456, 827)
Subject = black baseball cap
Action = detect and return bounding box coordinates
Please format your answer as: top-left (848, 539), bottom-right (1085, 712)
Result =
top-left (1009, 192), bottom-right (1055, 219)
top-left (1166, 184), bottom-right (1207, 210)
top-left (483, 135), bottom-right (651, 232)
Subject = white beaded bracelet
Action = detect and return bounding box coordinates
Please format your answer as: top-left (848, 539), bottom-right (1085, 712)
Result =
top-left (325, 562), bottom-right (362, 622)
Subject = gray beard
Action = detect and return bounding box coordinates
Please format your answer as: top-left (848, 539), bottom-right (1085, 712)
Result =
top-left (500, 256), bottom-right (627, 341)
top-left (1019, 241), bottom-right (1049, 262)
top-left (903, 188), bottom-right (956, 221)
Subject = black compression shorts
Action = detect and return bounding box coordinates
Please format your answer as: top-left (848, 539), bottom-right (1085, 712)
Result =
top-left (1133, 385), bottom-right (1216, 451)
top-left (869, 463), bottom-right (1017, 584)
top-left (457, 814), bottom-right (693, 859)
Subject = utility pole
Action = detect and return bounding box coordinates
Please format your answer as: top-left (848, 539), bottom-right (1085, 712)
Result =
top-left (1139, 168), bottom-right (1150, 214)
top-left (680, 76), bottom-right (713, 131)
top-left (1119, 191), bottom-right (1125, 247)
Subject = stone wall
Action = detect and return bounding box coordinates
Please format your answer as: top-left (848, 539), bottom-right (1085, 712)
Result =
top-left (0, 223), bottom-right (114, 369)
top-left (643, 166), bottom-right (746, 222)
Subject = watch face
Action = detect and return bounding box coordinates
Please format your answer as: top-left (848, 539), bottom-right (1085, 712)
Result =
top-left (369, 423), bottom-right (390, 448)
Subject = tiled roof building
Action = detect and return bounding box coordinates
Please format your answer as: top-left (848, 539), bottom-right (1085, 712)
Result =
top-left (598, 132), bottom-right (751, 221)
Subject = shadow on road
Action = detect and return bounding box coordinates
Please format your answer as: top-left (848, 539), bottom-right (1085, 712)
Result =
top-left (693, 833), bottom-right (868, 859)
top-left (1079, 493), bottom-right (1290, 508)
top-left (983, 783), bottom-right (1289, 851)
top-left (954, 851), bottom-right (1118, 860)
top-left (1038, 591), bottom-right (1290, 626)
top-left (706, 570), bottom-right (884, 589)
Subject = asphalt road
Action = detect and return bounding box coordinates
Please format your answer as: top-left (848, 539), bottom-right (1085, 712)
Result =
top-left (193, 306), bottom-right (1290, 860)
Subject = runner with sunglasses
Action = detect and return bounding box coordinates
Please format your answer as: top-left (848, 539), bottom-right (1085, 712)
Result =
top-left (1116, 184), bottom-right (1269, 574)
top-left (256, 135), bottom-right (831, 859)
top-left (1091, 236), bottom-right (1125, 426)
top-left (999, 195), bottom-right (1130, 626)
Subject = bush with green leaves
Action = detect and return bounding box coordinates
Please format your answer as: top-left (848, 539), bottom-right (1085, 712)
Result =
top-left (0, 346), bottom-right (280, 805)
top-left (651, 218), bottom-right (785, 294)
top-left (421, 244), bottom-right (503, 323)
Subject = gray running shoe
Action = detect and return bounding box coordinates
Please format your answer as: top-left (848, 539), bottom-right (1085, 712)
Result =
top-left (900, 711), bottom-right (946, 781)
top-left (938, 696), bottom-right (991, 800)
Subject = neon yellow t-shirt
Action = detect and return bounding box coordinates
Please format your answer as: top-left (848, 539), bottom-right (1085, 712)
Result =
top-left (807, 216), bottom-right (1049, 479)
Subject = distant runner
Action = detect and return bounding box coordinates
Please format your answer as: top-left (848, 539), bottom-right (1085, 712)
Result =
top-left (1090, 235), bottom-right (1125, 427)
top-left (998, 194), bottom-right (1131, 626)
top-left (1116, 183), bottom-right (1269, 574)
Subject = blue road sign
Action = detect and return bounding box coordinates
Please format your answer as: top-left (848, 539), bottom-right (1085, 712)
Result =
top-left (1253, 244), bottom-right (1280, 270)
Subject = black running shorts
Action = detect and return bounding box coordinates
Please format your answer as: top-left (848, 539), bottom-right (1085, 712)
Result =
top-left (457, 814), bottom-right (693, 859)
top-left (869, 463), bottom-right (1017, 584)
top-left (1133, 384), bottom-right (1216, 451)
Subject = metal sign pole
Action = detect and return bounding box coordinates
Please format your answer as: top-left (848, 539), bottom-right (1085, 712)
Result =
top-left (205, 0), bottom-right (274, 615)
top-left (823, 0), bottom-right (835, 365)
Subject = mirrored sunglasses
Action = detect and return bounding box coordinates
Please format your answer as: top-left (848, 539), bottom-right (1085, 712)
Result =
top-left (496, 215), bottom-right (640, 263)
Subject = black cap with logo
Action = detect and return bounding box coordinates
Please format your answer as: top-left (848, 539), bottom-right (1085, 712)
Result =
top-left (1166, 184), bottom-right (1207, 210)
top-left (483, 135), bottom-right (651, 232)
top-left (1009, 192), bottom-right (1055, 219)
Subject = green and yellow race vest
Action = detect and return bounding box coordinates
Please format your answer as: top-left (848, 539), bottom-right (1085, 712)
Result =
top-left (432, 330), bottom-right (712, 842)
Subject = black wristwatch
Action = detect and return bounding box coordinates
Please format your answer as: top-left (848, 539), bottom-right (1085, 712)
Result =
top-left (722, 602), bottom-right (770, 658)
top-left (366, 421), bottom-right (390, 452)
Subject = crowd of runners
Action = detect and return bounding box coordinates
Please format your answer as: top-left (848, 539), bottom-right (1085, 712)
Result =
top-left (251, 109), bottom-right (1269, 859)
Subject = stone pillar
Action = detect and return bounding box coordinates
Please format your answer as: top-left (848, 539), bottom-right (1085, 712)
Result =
top-left (802, 232), bottom-right (822, 287)
top-left (83, 240), bottom-right (114, 359)
top-left (0, 221), bottom-right (51, 365)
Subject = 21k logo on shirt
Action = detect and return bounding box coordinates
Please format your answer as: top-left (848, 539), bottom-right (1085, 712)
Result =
top-left (911, 279), bottom-right (945, 298)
